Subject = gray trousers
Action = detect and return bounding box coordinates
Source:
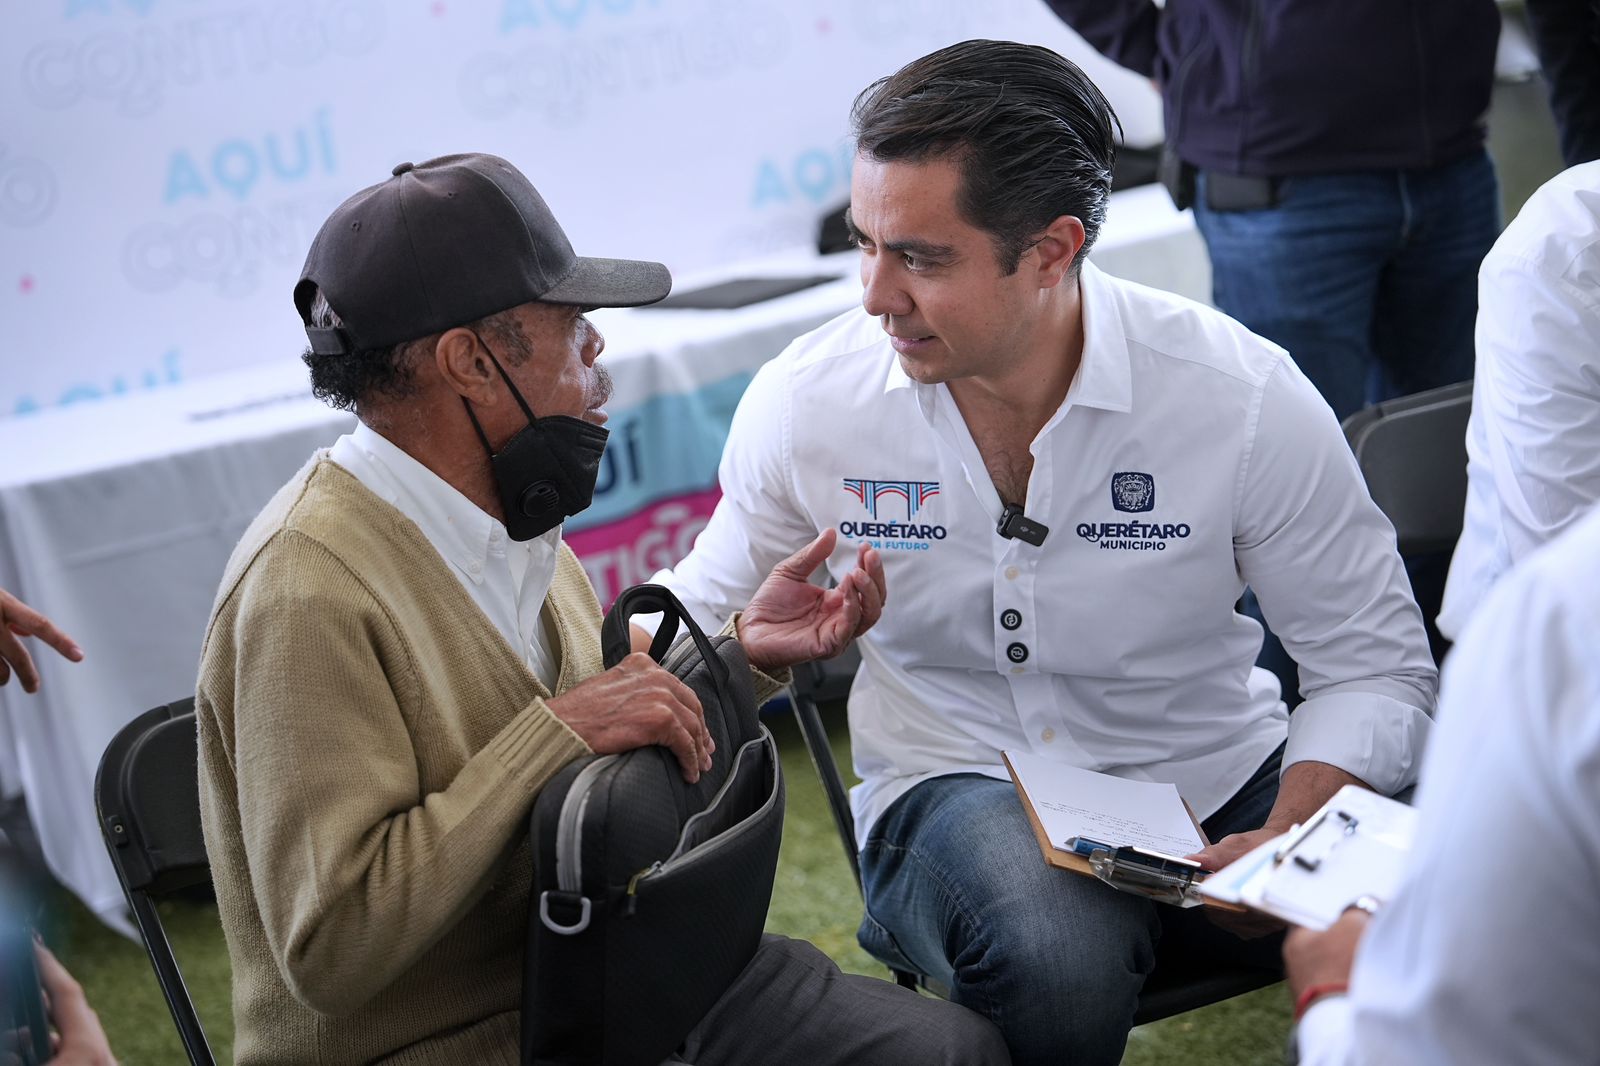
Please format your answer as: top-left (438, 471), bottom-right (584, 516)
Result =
top-left (666, 934), bottom-right (1010, 1066)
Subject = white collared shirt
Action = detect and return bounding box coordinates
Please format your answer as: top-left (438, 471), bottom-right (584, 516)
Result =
top-left (1298, 502), bottom-right (1600, 1066)
top-left (329, 422), bottom-right (561, 689)
top-left (656, 262), bottom-right (1437, 841)
top-left (1439, 161), bottom-right (1600, 640)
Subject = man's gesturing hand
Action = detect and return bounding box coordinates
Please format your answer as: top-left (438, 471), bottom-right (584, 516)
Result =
top-left (737, 529), bottom-right (887, 671)
top-left (545, 653), bottom-right (714, 783)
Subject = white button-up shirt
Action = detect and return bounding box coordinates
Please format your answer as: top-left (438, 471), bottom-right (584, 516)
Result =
top-left (1439, 161), bottom-right (1600, 640)
top-left (1299, 502), bottom-right (1600, 1066)
top-left (329, 422), bottom-right (562, 689)
top-left (657, 263), bottom-right (1436, 841)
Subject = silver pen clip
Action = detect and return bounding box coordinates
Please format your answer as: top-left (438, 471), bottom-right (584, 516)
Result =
top-left (1280, 810), bottom-right (1359, 872)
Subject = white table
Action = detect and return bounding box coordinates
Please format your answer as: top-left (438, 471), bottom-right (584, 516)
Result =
top-left (0, 189), bottom-right (1209, 927)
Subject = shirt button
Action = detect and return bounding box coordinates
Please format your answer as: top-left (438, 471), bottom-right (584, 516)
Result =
top-left (1041, 728), bottom-right (1055, 743)
top-left (1010, 666), bottom-right (1025, 675)
top-left (1006, 642), bottom-right (1029, 663)
top-left (1000, 609), bottom-right (1022, 631)
top-left (1004, 566), bottom-right (1020, 581)
top-left (469, 560), bottom-right (482, 574)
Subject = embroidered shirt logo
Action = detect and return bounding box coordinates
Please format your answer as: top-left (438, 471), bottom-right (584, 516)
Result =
top-left (840, 478), bottom-right (946, 551)
top-left (1110, 472), bottom-right (1155, 513)
top-left (842, 478), bottom-right (941, 519)
top-left (1077, 470), bottom-right (1190, 551)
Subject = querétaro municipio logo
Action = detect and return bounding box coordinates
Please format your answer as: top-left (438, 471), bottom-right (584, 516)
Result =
top-left (1110, 471), bottom-right (1155, 513)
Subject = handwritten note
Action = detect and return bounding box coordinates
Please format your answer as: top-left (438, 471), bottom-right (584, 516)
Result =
top-left (1005, 750), bottom-right (1205, 857)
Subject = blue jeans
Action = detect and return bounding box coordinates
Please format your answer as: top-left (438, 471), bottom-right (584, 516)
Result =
top-left (858, 748), bottom-right (1283, 1066)
top-left (1193, 150), bottom-right (1500, 423)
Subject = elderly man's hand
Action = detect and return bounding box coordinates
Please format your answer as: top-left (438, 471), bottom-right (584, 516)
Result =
top-left (736, 530), bottom-right (886, 672)
top-left (546, 653), bottom-right (715, 783)
top-left (1285, 909), bottom-right (1370, 1003)
top-left (0, 587), bottom-right (84, 694)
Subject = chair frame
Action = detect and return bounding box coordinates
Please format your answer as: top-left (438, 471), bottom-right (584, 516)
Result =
top-left (94, 698), bottom-right (217, 1066)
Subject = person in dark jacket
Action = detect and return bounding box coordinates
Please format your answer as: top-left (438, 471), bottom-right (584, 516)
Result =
top-left (1524, 0), bottom-right (1600, 167)
top-left (1046, 0), bottom-right (1502, 421)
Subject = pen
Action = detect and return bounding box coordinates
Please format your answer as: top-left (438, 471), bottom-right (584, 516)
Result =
top-left (1065, 836), bottom-right (1117, 857)
top-left (1272, 808), bottom-right (1331, 865)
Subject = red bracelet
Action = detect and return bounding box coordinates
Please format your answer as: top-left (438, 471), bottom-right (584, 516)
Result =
top-left (1293, 981), bottom-right (1349, 1021)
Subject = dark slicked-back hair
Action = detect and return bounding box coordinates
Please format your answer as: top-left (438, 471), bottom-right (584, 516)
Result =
top-left (852, 39), bottom-right (1120, 276)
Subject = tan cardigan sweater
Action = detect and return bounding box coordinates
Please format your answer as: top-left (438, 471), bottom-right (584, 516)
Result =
top-left (197, 456), bottom-right (638, 1064)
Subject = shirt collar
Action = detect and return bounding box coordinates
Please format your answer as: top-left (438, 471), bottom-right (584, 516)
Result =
top-left (348, 421), bottom-right (503, 584)
top-left (1068, 261), bottom-right (1134, 414)
top-left (875, 261), bottom-right (1134, 418)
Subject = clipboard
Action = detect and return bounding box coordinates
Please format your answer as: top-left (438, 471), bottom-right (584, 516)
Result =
top-left (1004, 754), bottom-right (1246, 912)
top-left (1196, 784), bottom-right (1415, 928)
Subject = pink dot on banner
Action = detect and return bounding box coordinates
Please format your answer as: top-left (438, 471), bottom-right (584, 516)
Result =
top-left (816, 17), bottom-right (831, 33)
top-left (19, 276), bottom-right (35, 294)
top-left (431, 1), bottom-right (445, 14)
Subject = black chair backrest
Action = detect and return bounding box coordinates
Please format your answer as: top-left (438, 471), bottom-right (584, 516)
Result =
top-left (786, 658), bottom-right (1279, 1024)
top-left (94, 698), bottom-right (216, 1066)
top-left (1341, 380), bottom-right (1474, 557)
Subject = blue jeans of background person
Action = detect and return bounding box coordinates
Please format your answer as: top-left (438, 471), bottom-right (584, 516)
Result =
top-left (858, 747), bottom-right (1284, 1066)
top-left (1196, 150), bottom-right (1498, 697)
top-left (1192, 150), bottom-right (1500, 424)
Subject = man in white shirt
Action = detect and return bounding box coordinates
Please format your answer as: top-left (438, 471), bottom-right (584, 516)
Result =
top-left (1286, 502), bottom-right (1600, 1066)
top-left (653, 42), bottom-right (1436, 1065)
top-left (1438, 161), bottom-right (1600, 639)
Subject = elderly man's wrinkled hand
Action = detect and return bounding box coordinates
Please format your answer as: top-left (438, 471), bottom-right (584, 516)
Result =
top-left (546, 653), bottom-right (715, 783)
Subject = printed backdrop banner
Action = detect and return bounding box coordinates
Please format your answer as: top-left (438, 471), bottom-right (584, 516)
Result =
top-left (0, 0), bottom-right (1160, 422)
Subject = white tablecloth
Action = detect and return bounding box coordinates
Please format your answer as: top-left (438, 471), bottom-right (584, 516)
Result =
top-left (0, 188), bottom-right (1208, 927)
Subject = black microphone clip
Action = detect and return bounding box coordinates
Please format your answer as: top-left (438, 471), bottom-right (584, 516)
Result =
top-left (997, 503), bottom-right (1049, 547)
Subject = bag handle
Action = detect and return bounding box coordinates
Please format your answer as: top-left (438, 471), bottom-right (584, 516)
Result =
top-left (601, 584), bottom-right (732, 695)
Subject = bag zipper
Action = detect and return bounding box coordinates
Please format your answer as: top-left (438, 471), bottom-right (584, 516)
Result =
top-left (555, 754), bottom-right (619, 893)
top-left (627, 730), bottom-right (780, 897)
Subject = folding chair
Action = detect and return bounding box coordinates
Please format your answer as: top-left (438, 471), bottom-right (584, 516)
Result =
top-left (788, 655), bottom-right (1280, 1025)
top-left (94, 698), bottom-right (216, 1066)
top-left (1341, 379), bottom-right (1474, 661)
top-left (1341, 380), bottom-right (1474, 557)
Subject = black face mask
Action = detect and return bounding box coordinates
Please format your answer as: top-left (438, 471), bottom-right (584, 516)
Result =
top-left (462, 344), bottom-right (609, 542)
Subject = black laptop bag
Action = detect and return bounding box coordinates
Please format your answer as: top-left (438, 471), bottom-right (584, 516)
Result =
top-left (521, 584), bottom-right (786, 1066)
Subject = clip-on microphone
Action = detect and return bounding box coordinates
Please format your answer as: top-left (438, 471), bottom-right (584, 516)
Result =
top-left (997, 502), bottom-right (1049, 547)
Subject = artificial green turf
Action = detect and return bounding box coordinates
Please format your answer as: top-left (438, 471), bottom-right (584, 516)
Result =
top-left (43, 703), bottom-right (1290, 1064)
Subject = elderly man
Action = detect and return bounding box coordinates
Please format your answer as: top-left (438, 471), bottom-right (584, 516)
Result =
top-left (194, 153), bottom-right (1007, 1066)
top-left (652, 42), bottom-right (1437, 1066)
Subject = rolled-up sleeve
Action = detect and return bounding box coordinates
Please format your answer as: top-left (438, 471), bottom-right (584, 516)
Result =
top-left (1235, 359), bottom-right (1437, 794)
